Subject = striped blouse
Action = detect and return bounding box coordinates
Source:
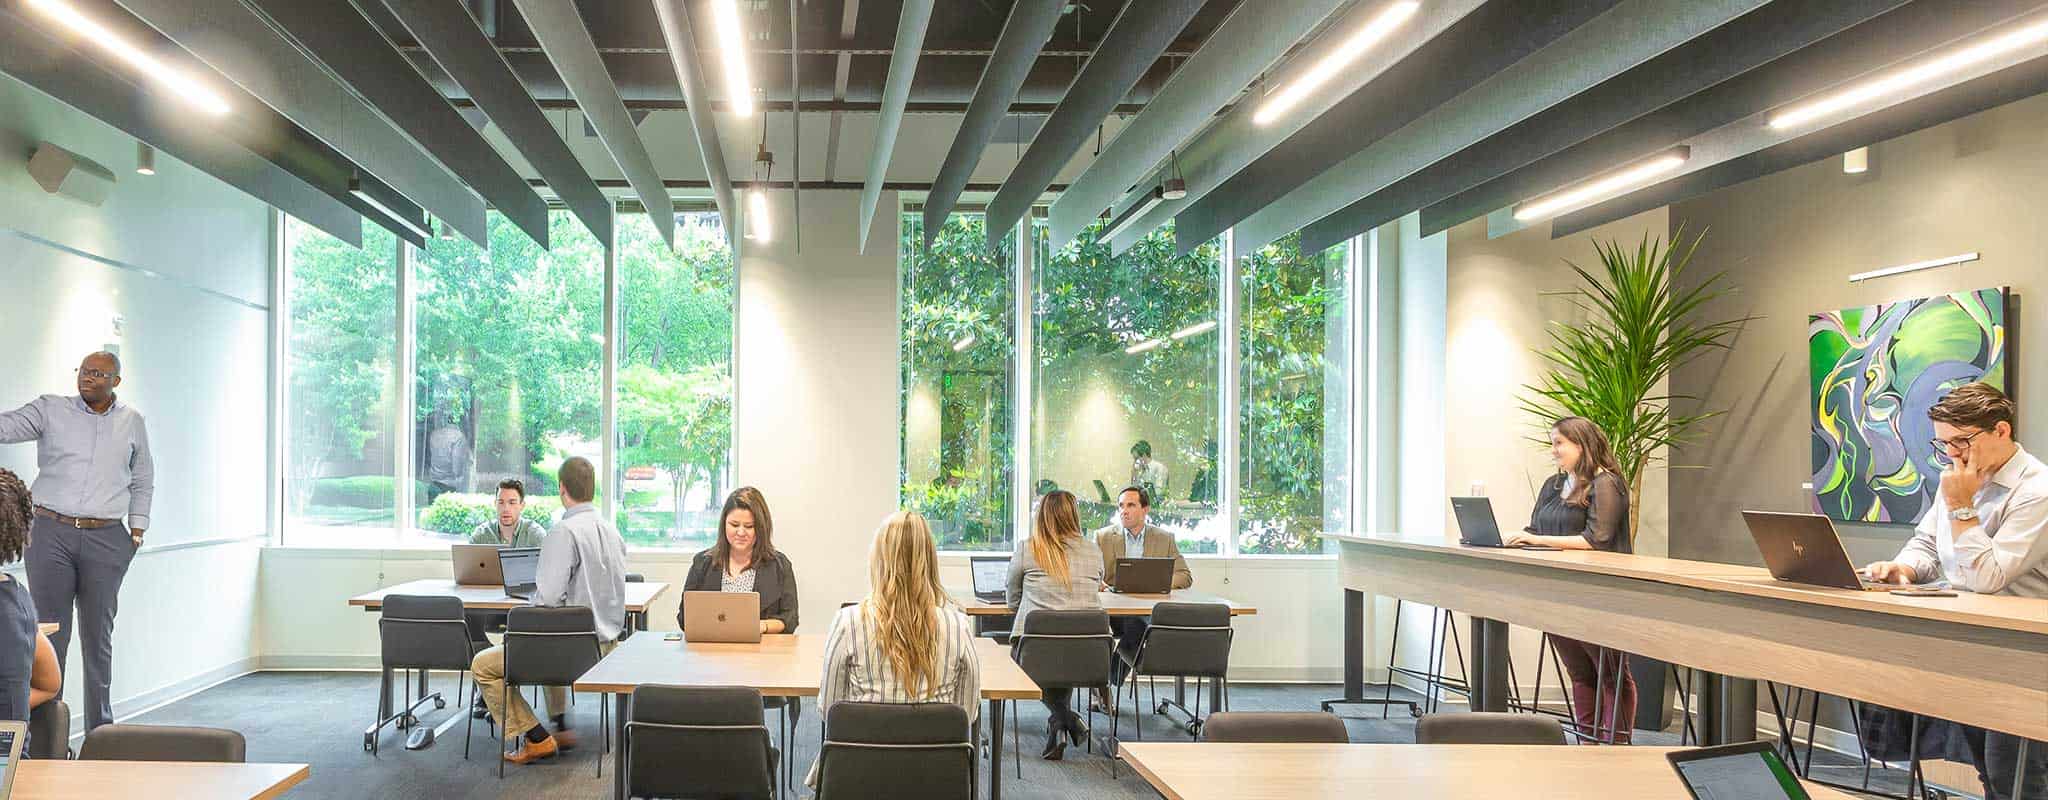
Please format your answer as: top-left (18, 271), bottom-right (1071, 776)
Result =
top-left (816, 601), bottom-right (982, 725)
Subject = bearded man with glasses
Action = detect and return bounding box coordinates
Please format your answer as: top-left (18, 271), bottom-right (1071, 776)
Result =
top-left (0, 351), bottom-right (155, 734)
top-left (1863, 381), bottom-right (2046, 800)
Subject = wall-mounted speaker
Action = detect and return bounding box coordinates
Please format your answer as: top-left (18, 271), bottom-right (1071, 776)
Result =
top-left (28, 142), bottom-right (117, 206)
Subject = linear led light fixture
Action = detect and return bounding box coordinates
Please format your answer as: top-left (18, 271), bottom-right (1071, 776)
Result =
top-left (26, 0), bottom-right (231, 116)
top-left (1170, 320), bottom-right (1218, 340)
top-left (1124, 338), bottom-right (1168, 355)
top-left (1848, 252), bottom-right (1978, 283)
top-left (1253, 0), bottom-right (1420, 126)
top-left (348, 175), bottom-right (431, 241)
top-left (1513, 146), bottom-right (1690, 222)
top-left (1102, 185), bottom-right (1168, 242)
top-left (951, 334), bottom-right (977, 352)
top-left (746, 187), bottom-right (772, 242)
top-left (712, 0), bottom-right (755, 117)
top-left (1771, 17), bottom-right (2048, 130)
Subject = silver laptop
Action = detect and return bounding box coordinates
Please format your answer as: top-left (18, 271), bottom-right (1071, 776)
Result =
top-left (498, 546), bottom-right (542, 600)
top-left (683, 591), bottom-right (763, 643)
top-left (1741, 510), bottom-right (1893, 591)
top-left (452, 544), bottom-right (504, 586)
top-left (970, 556), bottom-right (1010, 602)
top-left (0, 719), bottom-right (23, 799)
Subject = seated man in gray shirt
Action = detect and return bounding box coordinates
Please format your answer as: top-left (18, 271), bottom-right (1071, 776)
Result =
top-left (471, 456), bottom-right (627, 765)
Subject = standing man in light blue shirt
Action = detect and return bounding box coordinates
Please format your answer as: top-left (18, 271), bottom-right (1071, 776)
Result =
top-left (1864, 383), bottom-right (2046, 800)
top-left (471, 456), bottom-right (627, 765)
top-left (0, 352), bottom-right (154, 733)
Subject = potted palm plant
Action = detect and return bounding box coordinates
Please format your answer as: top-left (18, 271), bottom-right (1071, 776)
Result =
top-left (1520, 227), bottom-right (1752, 549)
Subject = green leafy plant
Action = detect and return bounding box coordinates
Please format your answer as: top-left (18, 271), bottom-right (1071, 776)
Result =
top-left (1520, 228), bottom-right (1752, 547)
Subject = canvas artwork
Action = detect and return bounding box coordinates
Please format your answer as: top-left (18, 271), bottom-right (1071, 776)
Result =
top-left (1808, 287), bottom-right (2009, 523)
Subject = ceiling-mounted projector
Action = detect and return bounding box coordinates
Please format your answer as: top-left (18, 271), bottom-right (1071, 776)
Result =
top-left (29, 142), bottom-right (117, 206)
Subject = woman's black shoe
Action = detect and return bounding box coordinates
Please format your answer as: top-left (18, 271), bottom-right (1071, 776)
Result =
top-left (1041, 716), bottom-right (1067, 760)
top-left (1064, 714), bottom-right (1089, 748)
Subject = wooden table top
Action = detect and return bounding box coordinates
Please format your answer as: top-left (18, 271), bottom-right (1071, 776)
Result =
top-left (573, 632), bottom-right (1041, 700)
top-left (12, 760), bottom-right (310, 800)
top-left (37, 622), bottom-right (57, 636)
top-left (1118, 743), bottom-right (1855, 800)
top-left (948, 588), bottom-right (1258, 617)
top-left (347, 579), bottom-right (670, 612)
top-left (1329, 534), bottom-right (2048, 635)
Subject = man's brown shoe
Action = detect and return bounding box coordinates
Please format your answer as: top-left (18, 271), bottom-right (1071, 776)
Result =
top-left (503, 735), bottom-right (559, 764)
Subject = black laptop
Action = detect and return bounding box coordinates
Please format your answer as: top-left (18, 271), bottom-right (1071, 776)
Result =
top-left (1450, 496), bottom-right (1559, 550)
top-left (498, 546), bottom-right (542, 600)
top-left (1667, 741), bottom-right (1811, 799)
top-left (969, 555), bottom-right (1010, 603)
top-left (1111, 557), bottom-right (1173, 594)
top-left (1740, 511), bottom-right (1893, 591)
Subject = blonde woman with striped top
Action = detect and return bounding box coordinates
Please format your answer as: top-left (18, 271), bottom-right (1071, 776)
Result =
top-left (809, 511), bottom-right (980, 787)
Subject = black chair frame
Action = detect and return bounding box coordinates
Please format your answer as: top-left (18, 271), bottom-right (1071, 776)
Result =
top-left (626, 718), bottom-right (781, 800)
top-left (1013, 625), bottom-right (1118, 778)
top-left (499, 624), bottom-right (610, 779)
top-left (367, 602), bottom-right (478, 758)
top-left (1116, 618), bottom-right (1234, 742)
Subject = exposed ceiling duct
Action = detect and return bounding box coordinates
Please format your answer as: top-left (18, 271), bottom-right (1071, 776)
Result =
top-left (379, 0), bottom-right (613, 247)
top-left (651, 0), bottom-right (737, 248)
top-left (1104, 0), bottom-right (1491, 255)
top-left (1295, 0), bottom-right (1911, 253)
top-left (983, 0), bottom-right (1209, 249)
top-left (921, 0), bottom-right (1065, 247)
top-left (1045, 0), bottom-right (1352, 252)
top-left (112, 0), bottom-right (488, 247)
top-left (513, 0), bottom-right (674, 248)
top-left (857, 0), bottom-right (935, 252)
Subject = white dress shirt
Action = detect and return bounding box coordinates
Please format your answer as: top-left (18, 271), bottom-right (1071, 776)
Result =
top-left (1894, 445), bottom-right (2048, 597)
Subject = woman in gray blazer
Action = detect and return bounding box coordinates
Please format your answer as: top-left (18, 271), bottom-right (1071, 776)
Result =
top-left (1007, 489), bottom-right (1102, 760)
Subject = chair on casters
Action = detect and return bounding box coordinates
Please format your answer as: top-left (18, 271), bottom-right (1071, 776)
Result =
top-left (1013, 609), bottom-right (1116, 775)
top-left (501, 606), bottom-right (610, 779)
top-left (626, 685), bottom-right (779, 800)
top-left (368, 594), bottom-right (482, 756)
top-left (1202, 712), bottom-right (1349, 743)
top-left (817, 702), bottom-right (976, 800)
top-left (80, 724), bottom-right (247, 762)
top-left (27, 699), bottom-right (69, 759)
top-left (1117, 602), bottom-right (1233, 741)
top-left (1415, 712), bottom-right (1567, 745)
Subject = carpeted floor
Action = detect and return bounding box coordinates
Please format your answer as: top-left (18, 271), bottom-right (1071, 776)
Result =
top-left (112, 671), bottom-right (1935, 799)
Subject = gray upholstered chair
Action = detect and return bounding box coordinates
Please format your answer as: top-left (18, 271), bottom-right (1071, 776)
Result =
top-left (1414, 712), bottom-right (1567, 745)
top-left (1202, 711), bottom-right (1349, 743)
top-left (374, 594), bottom-right (481, 756)
top-left (27, 699), bottom-right (70, 760)
top-left (627, 685), bottom-right (779, 800)
top-left (817, 702), bottom-right (974, 799)
top-left (1013, 609), bottom-right (1115, 772)
top-left (79, 724), bottom-right (246, 762)
top-left (502, 605), bottom-right (608, 778)
top-left (1117, 602), bottom-right (1234, 740)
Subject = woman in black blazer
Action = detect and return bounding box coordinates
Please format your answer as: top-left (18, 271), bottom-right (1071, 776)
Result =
top-left (677, 486), bottom-right (799, 634)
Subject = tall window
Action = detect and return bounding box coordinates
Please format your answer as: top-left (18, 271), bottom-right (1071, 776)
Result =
top-left (617, 211), bottom-right (733, 550)
top-left (1239, 233), bottom-right (1349, 554)
top-left (1033, 220), bottom-right (1225, 553)
top-left (900, 211), bottom-right (1016, 551)
top-left (410, 211), bottom-right (604, 543)
top-left (282, 218), bottom-right (399, 546)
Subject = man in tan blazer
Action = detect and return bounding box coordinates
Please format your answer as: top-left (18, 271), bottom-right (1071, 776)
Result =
top-left (1092, 485), bottom-right (1192, 709)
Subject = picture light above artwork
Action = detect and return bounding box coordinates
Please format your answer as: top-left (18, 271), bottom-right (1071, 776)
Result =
top-left (1847, 252), bottom-right (1980, 283)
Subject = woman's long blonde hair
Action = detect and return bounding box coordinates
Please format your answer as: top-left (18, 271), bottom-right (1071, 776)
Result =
top-left (863, 511), bottom-right (950, 698)
top-left (1030, 490), bottom-right (1083, 585)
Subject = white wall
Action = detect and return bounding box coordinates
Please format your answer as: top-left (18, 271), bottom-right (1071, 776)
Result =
top-left (0, 77), bottom-right (267, 723)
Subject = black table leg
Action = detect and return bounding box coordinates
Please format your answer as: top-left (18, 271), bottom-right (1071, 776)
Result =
top-left (1469, 616), bottom-right (1510, 713)
top-left (613, 693), bottom-right (628, 799)
top-left (988, 696), bottom-right (1005, 800)
top-left (379, 665), bottom-right (393, 724)
top-left (1698, 672), bottom-right (1757, 746)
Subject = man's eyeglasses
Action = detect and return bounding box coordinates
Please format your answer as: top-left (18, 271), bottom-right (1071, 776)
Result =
top-left (1931, 429), bottom-right (1987, 453)
top-left (74, 368), bottom-right (117, 381)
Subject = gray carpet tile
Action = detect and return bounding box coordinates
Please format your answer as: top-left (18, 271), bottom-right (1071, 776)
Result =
top-left (113, 672), bottom-right (1936, 799)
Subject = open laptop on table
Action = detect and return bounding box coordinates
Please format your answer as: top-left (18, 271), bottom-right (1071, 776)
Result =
top-left (497, 546), bottom-right (542, 600)
top-left (1111, 557), bottom-right (1173, 594)
top-left (1740, 510), bottom-right (1897, 591)
top-left (452, 543), bottom-right (504, 586)
top-left (0, 720), bottom-right (23, 799)
top-left (970, 556), bottom-right (1010, 603)
top-left (1668, 741), bottom-right (1812, 799)
top-left (683, 591), bottom-right (763, 643)
top-left (1450, 496), bottom-right (1560, 550)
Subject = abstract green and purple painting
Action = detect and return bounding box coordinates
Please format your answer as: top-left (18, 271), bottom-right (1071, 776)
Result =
top-left (1809, 287), bottom-right (2009, 523)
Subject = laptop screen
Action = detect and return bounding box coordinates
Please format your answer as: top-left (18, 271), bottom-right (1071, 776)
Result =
top-left (0, 725), bottom-right (16, 791)
top-left (500, 547), bottom-right (541, 588)
top-left (1673, 748), bottom-right (1808, 800)
top-left (970, 558), bottom-right (1009, 596)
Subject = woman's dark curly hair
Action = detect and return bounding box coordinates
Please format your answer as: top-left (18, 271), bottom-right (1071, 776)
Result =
top-left (0, 468), bottom-right (30, 564)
